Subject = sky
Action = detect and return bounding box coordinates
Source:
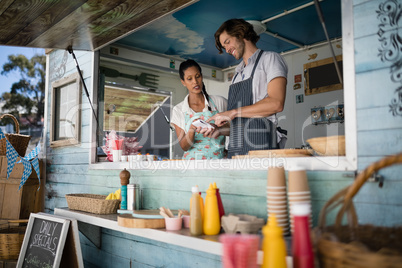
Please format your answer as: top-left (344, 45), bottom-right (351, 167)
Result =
top-left (0, 46), bottom-right (45, 95)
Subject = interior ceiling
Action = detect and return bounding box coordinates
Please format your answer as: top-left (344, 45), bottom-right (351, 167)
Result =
top-left (0, 0), bottom-right (341, 70)
top-left (116, 0), bottom-right (342, 69)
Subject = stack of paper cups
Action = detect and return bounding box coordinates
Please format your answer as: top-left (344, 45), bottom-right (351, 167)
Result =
top-left (287, 167), bottom-right (313, 234)
top-left (267, 166), bottom-right (289, 235)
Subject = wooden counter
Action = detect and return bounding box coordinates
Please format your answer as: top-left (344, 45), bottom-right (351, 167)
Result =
top-left (54, 208), bottom-right (293, 266)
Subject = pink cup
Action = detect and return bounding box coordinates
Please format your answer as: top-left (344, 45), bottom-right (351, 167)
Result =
top-left (182, 215), bottom-right (190, 228)
top-left (165, 217), bottom-right (182, 231)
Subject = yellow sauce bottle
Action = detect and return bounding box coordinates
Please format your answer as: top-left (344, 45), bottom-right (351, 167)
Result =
top-left (190, 186), bottom-right (203, 236)
top-left (203, 183), bottom-right (220, 235)
top-left (262, 214), bottom-right (287, 268)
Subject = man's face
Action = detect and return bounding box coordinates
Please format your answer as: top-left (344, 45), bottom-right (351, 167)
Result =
top-left (219, 31), bottom-right (245, 60)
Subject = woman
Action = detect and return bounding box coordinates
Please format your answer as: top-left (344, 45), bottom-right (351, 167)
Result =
top-left (171, 59), bottom-right (227, 160)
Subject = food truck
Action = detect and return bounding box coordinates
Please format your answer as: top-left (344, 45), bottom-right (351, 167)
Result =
top-left (0, 0), bottom-right (401, 267)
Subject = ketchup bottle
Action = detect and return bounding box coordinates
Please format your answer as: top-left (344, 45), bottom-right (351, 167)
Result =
top-left (291, 203), bottom-right (314, 268)
top-left (213, 182), bottom-right (225, 220)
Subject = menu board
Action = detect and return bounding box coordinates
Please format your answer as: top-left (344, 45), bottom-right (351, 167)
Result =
top-left (17, 213), bottom-right (70, 268)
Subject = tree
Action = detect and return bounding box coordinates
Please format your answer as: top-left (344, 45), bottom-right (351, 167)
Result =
top-left (1, 54), bottom-right (45, 127)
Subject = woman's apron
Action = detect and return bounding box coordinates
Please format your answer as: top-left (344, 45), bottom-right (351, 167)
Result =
top-left (227, 50), bottom-right (278, 158)
top-left (183, 98), bottom-right (225, 160)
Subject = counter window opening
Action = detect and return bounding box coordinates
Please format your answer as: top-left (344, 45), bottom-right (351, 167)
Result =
top-left (88, 1), bottom-right (357, 171)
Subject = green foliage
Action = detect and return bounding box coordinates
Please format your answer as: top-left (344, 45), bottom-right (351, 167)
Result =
top-left (1, 54), bottom-right (45, 127)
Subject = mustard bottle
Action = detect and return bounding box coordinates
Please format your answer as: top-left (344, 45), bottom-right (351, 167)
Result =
top-left (262, 214), bottom-right (287, 268)
top-left (190, 186), bottom-right (203, 236)
top-left (203, 183), bottom-right (220, 235)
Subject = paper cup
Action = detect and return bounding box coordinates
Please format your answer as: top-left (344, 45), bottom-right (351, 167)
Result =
top-left (165, 217), bottom-right (182, 231)
top-left (267, 199), bottom-right (287, 205)
top-left (267, 190), bottom-right (287, 195)
top-left (112, 150), bottom-right (122, 162)
top-left (267, 166), bottom-right (286, 187)
top-left (288, 169), bottom-right (309, 192)
top-left (182, 215), bottom-right (190, 228)
top-left (267, 195), bottom-right (287, 201)
top-left (287, 191), bottom-right (311, 196)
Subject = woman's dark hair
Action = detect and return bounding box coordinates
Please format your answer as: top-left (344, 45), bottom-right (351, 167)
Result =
top-left (179, 59), bottom-right (211, 111)
top-left (214, 18), bottom-right (260, 54)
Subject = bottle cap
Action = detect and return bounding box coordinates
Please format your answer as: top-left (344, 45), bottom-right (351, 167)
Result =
top-left (291, 203), bottom-right (311, 216)
top-left (192, 186), bottom-right (199, 193)
top-left (263, 214), bottom-right (283, 236)
top-left (213, 182), bottom-right (218, 189)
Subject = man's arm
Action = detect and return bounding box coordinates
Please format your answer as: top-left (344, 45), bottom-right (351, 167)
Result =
top-left (208, 77), bottom-right (287, 126)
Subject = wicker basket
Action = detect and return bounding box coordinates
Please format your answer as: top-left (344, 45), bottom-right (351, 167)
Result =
top-left (0, 114), bottom-right (31, 156)
top-left (66, 194), bottom-right (120, 214)
top-left (313, 153), bottom-right (402, 268)
top-left (307, 135), bottom-right (345, 156)
top-left (0, 220), bottom-right (28, 260)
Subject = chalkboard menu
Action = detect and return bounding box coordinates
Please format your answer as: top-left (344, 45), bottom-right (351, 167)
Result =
top-left (17, 213), bottom-right (70, 268)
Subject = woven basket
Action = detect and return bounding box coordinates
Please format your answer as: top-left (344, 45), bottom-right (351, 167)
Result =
top-left (313, 153), bottom-right (402, 268)
top-left (0, 220), bottom-right (28, 260)
top-left (0, 114), bottom-right (31, 156)
top-left (66, 194), bottom-right (120, 214)
top-left (307, 135), bottom-right (345, 156)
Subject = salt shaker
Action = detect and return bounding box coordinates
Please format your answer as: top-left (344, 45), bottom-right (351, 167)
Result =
top-left (120, 168), bottom-right (130, 210)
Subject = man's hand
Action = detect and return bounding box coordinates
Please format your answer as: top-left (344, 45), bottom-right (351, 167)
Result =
top-left (207, 110), bottom-right (236, 127)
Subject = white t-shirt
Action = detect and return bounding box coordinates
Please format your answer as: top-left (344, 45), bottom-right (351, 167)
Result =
top-left (232, 49), bottom-right (288, 125)
top-left (171, 94), bottom-right (228, 133)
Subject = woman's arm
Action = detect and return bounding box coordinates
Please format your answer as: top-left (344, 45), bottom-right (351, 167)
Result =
top-left (172, 123), bottom-right (198, 151)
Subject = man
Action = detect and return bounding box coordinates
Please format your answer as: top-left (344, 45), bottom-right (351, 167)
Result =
top-left (208, 18), bottom-right (288, 158)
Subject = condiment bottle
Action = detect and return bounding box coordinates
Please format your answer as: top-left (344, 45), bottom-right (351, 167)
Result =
top-left (190, 185), bottom-right (204, 220)
top-left (261, 214), bottom-right (287, 268)
top-left (203, 183), bottom-right (220, 235)
top-left (199, 191), bottom-right (204, 220)
top-left (213, 182), bottom-right (225, 221)
top-left (120, 168), bottom-right (130, 210)
top-left (292, 203), bottom-right (314, 268)
top-left (190, 186), bottom-right (203, 236)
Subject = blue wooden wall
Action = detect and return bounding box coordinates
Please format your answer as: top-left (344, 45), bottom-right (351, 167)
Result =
top-left (44, 0), bottom-right (402, 266)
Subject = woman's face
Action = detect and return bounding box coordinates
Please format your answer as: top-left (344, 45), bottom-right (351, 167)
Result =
top-left (181, 66), bottom-right (203, 94)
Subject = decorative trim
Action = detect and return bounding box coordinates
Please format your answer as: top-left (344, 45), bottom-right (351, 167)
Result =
top-left (377, 0), bottom-right (402, 116)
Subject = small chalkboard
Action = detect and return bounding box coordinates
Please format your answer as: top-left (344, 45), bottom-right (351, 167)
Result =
top-left (17, 213), bottom-right (70, 268)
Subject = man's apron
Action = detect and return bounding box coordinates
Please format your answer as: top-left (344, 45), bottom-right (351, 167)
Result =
top-left (183, 98), bottom-right (225, 160)
top-left (227, 50), bottom-right (278, 158)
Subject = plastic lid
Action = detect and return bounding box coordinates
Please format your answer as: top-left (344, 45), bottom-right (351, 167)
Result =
top-left (192, 186), bottom-right (199, 193)
top-left (291, 203), bottom-right (311, 216)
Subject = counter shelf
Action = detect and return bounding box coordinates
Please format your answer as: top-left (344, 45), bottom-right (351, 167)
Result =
top-left (54, 208), bottom-right (293, 266)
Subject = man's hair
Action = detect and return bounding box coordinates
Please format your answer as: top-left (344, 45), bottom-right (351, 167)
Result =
top-left (214, 18), bottom-right (260, 54)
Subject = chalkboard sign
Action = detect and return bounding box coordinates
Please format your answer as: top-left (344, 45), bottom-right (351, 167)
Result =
top-left (17, 213), bottom-right (70, 268)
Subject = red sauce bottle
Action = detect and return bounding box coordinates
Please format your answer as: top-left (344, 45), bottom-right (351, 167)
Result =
top-left (291, 203), bottom-right (314, 268)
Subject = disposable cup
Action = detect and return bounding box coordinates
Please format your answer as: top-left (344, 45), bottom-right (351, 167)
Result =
top-left (164, 217), bottom-right (182, 231)
top-left (287, 191), bottom-right (311, 196)
top-left (269, 213), bottom-right (289, 219)
top-left (267, 166), bottom-right (286, 187)
top-left (267, 199), bottom-right (287, 204)
top-left (182, 215), bottom-right (190, 228)
top-left (288, 197), bottom-right (311, 203)
top-left (266, 186), bottom-right (286, 190)
top-left (112, 150), bottom-right (122, 162)
top-left (267, 209), bottom-right (288, 214)
top-left (267, 195), bottom-right (287, 200)
top-left (288, 169), bottom-right (309, 192)
top-left (267, 190), bottom-right (287, 195)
